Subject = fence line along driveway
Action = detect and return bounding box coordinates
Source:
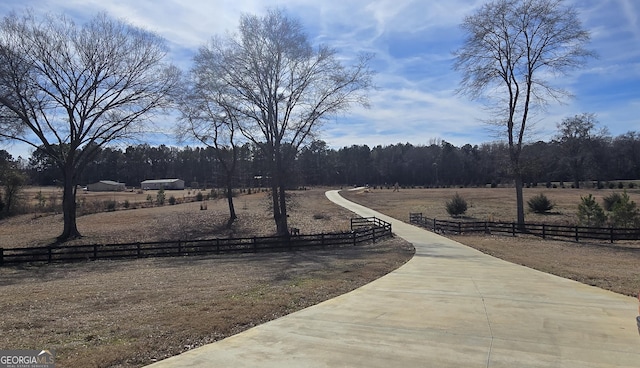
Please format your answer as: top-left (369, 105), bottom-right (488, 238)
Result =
top-left (0, 217), bottom-right (391, 266)
top-left (409, 212), bottom-right (640, 243)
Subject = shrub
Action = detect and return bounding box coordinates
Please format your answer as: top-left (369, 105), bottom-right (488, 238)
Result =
top-left (602, 192), bottom-right (622, 211)
top-left (446, 193), bottom-right (468, 217)
top-left (123, 200), bottom-right (130, 209)
top-left (608, 182), bottom-right (615, 189)
top-left (195, 191), bottom-right (203, 201)
top-left (629, 182), bottom-right (636, 189)
top-left (156, 188), bottom-right (165, 205)
top-left (527, 193), bottom-right (554, 214)
top-left (610, 191), bottom-right (640, 228)
top-left (577, 194), bottom-right (607, 227)
top-left (168, 196), bottom-right (176, 205)
top-left (618, 182), bottom-right (624, 189)
top-left (104, 200), bottom-right (116, 212)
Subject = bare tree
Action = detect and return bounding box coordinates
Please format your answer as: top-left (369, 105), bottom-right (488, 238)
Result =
top-left (453, 0), bottom-right (593, 226)
top-left (0, 11), bottom-right (180, 242)
top-left (195, 8), bottom-right (373, 235)
top-left (178, 69), bottom-right (241, 228)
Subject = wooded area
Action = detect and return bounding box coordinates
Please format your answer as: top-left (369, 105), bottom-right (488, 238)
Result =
top-left (7, 129), bottom-right (639, 190)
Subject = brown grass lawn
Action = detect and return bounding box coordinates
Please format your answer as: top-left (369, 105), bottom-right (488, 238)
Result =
top-left (0, 188), bottom-right (414, 367)
top-left (2, 186), bottom-right (639, 367)
top-left (341, 186), bottom-right (640, 297)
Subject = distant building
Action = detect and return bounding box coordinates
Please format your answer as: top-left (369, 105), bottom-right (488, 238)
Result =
top-left (141, 178), bottom-right (185, 190)
top-left (87, 180), bottom-right (126, 192)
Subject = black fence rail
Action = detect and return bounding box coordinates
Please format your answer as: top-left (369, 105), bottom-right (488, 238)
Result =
top-left (0, 217), bottom-right (392, 266)
top-left (409, 213), bottom-right (640, 243)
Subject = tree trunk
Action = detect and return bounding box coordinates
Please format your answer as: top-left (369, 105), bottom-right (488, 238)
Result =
top-left (277, 184), bottom-right (289, 235)
top-left (57, 173), bottom-right (81, 243)
top-left (225, 180), bottom-right (237, 228)
top-left (514, 175), bottom-right (525, 230)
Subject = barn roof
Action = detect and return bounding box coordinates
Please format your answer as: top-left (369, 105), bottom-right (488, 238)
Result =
top-left (140, 179), bottom-right (183, 184)
top-left (90, 180), bottom-right (124, 186)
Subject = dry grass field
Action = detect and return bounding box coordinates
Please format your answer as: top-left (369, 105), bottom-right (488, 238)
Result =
top-left (341, 186), bottom-right (640, 297)
top-left (0, 188), bottom-right (415, 367)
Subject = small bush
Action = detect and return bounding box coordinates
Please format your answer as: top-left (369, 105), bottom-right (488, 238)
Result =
top-left (195, 192), bottom-right (204, 201)
top-left (446, 193), bottom-right (468, 217)
top-left (156, 188), bottom-right (165, 205)
top-left (527, 193), bottom-right (554, 214)
top-left (123, 200), bottom-right (130, 209)
top-left (618, 182), bottom-right (624, 189)
top-left (104, 200), bottom-right (116, 212)
top-left (602, 192), bottom-right (622, 211)
top-left (610, 191), bottom-right (640, 228)
top-left (168, 196), bottom-right (176, 205)
top-left (608, 182), bottom-right (615, 189)
top-left (577, 194), bottom-right (607, 227)
top-left (629, 182), bottom-right (635, 189)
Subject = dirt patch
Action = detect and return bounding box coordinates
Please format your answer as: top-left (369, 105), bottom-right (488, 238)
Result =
top-left (0, 188), bottom-right (414, 367)
top-left (341, 187), bottom-right (640, 297)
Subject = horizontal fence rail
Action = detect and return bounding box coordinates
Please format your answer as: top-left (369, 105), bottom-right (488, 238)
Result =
top-left (409, 213), bottom-right (640, 243)
top-left (0, 217), bottom-right (392, 266)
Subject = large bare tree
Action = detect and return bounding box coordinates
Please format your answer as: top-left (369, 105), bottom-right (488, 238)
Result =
top-left (0, 11), bottom-right (180, 242)
top-left (178, 70), bottom-right (241, 228)
top-left (453, 0), bottom-right (593, 226)
top-left (195, 8), bottom-right (373, 235)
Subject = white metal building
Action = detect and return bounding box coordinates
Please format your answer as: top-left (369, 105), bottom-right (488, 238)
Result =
top-left (140, 179), bottom-right (185, 190)
top-left (87, 180), bottom-right (126, 192)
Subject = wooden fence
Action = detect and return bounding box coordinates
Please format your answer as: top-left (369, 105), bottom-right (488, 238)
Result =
top-left (409, 213), bottom-right (640, 243)
top-left (0, 217), bottom-right (392, 266)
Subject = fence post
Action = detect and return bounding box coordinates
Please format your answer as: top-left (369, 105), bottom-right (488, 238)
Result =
top-left (0, 248), bottom-right (3, 266)
top-left (321, 234), bottom-right (325, 247)
top-left (484, 221), bottom-right (488, 234)
top-left (542, 224), bottom-right (546, 239)
top-left (48, 247), bottom-right (52, 263)
top-left (372, 227), bottom-right (376, 243)
top-left (178, 241), bottom-right (182, 256)
top-left (458, 222), bottom-right (462, 235)
top-left (253, 237), bottom-right (257, 252)
top-left (512, 222), bottom-right (516, 237)
top-left (93, 245), bottom-right (98, 260)
top-left (137, 242), bottom-right (141, 258)
top-left (352, 231), bottom-right (356, 246)
top-left (216, 238), bottom-right (220, 253)
top-left (610, 227), bottom-right (614, 244)
top-left (575, 226), bottom-right (579, 242)
top-left (433, 218), bottom-right (436, 231)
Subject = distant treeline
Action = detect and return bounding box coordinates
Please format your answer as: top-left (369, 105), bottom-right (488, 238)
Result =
top-left (11, 131), bottom-right (640, 189)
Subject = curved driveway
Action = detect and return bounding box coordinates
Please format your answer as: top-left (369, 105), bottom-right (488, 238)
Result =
top-left (146, 190), bottom-right (639, 368)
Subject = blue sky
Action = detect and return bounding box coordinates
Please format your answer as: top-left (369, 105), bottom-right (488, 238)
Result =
top-left (1, 0), bottom-right (639, 159)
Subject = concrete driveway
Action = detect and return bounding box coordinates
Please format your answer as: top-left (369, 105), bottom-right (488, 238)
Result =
top-left (145, 190), bottom-right (639, 367)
